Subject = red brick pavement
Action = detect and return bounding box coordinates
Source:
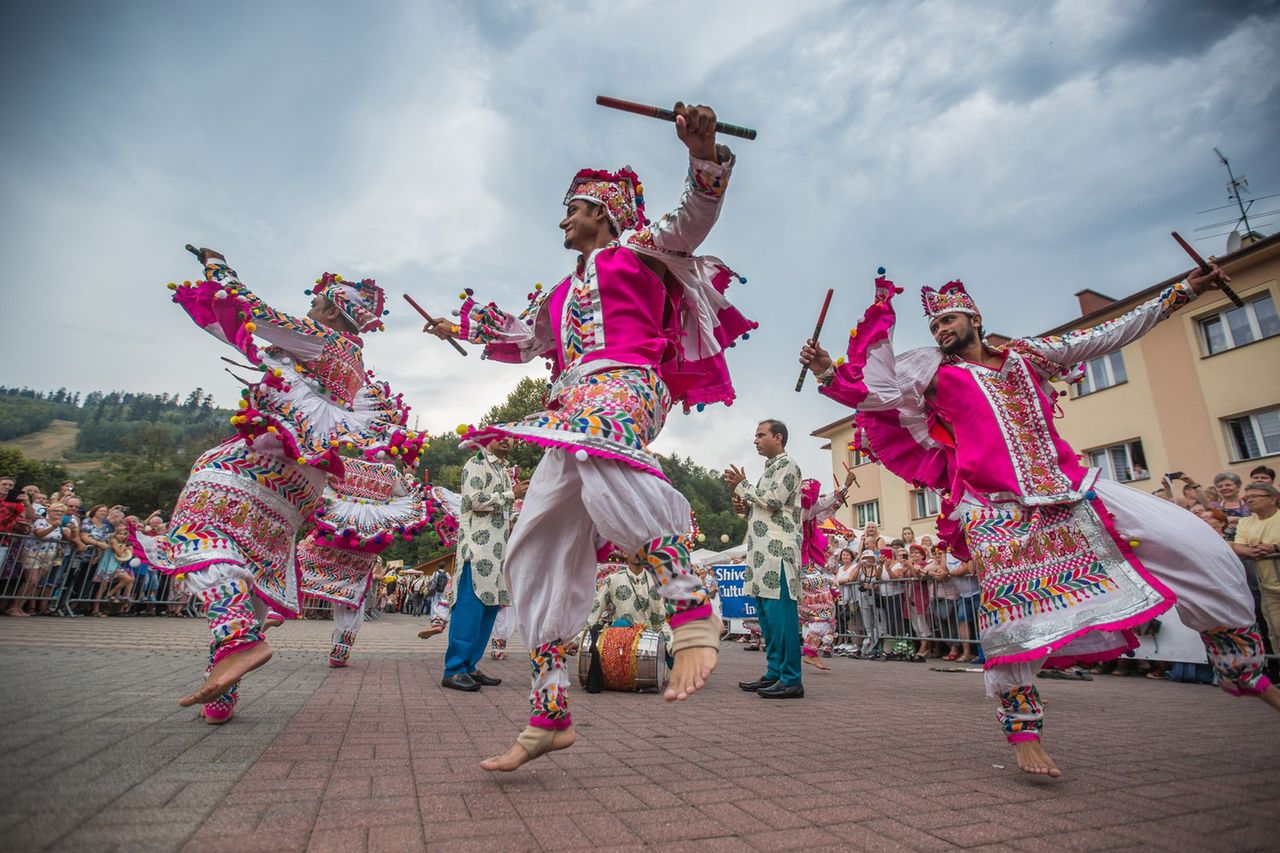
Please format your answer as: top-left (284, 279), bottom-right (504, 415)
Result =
top-left (181, 637), bottom-right (1280, 852)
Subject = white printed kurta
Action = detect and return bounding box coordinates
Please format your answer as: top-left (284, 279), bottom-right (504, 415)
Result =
top-left (737, 453), bottom-right (803, 600)
top-left (587, 566), bottom-right (674, 647)
top-left (453, 450), bottom-right (516, 607)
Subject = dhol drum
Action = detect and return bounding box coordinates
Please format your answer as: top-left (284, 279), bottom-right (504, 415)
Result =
top-left (576, 625), bottom-right (668, 693)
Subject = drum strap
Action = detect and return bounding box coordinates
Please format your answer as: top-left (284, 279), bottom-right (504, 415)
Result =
top-left (584, 624), bottom-right (606, 693)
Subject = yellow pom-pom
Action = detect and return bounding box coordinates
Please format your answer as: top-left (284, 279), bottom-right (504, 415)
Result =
top-left (1128, 539), bottom-right (1140, 548)
top-left (238, 399), bottom-right (248, 409)
top-left (834, 356), bottom-right (846, 367)
top-left (244, 322), bottom-right (257, 333)
top-left (343, 442), bottom-right (354, 450)
top-left (407, 431), bottom-right (416, 440)
top-left (534, 283), bottom-right (543, 291)
top-left (166, 282), bottom-right (178, 290)
top-left (455, 424), bottom-right (469, 436)
top-left (294, 364), bottom-right (304, 373)
top-left (183, 280), bottom-right (192, 287)
top-left (458, 292), bottom-right (467, 300)
top-left (272, 368), bottom-right (283, 377)
top-left (849, 328), bottom-right (858, 338)
top-left (329, 439), bottom-right (338, 447)
top-left (450, 324), bottom-right (460, 335)
top-left (267, 425), bottom-right (278, 434)
top-left (334, 274), bottom-right (342, 282)
top-left (297, 457), bottom-right (307, 465)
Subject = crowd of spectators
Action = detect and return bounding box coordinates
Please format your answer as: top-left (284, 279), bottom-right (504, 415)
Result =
top-left (0, 476), bottom-right (191, 618)
top-left (810, 465), bottom-right (1280, 679)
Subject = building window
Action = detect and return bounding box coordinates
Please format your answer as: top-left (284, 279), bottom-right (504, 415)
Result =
top-left (910, 489), bottom-right (940, 519)
top-left (846, 444), bottom-right (872, 467)
top-left (1226, 407), bottom-right (1280, 461)
top-left (1073, 352), bottom-right (1128, 397)
top-left (1086, 439), bottom-right (1149, 483)
top-left (854, 500), bottom-right (880, 527)
top-left (1198, 293), bottom-right (1280, 356)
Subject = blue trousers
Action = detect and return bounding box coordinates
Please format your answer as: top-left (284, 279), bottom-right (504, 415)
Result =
top-left (443, 562), bottom-right (500, 677)
top-left (755, 573), bottom-right (802, 686)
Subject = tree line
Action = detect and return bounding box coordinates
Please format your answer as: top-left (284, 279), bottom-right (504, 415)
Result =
top-left (2, 380), bottom-right (746, 559)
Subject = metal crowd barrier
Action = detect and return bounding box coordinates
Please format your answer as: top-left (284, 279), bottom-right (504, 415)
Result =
top-left (0, 531), bottom-right (204, 618)
top-left (0, 532), bottom-right (75, 614)
top-left (833, 576), bottom-right (982, 659)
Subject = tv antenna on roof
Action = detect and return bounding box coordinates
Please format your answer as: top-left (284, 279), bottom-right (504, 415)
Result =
top-left (1215, 147), bottom-right (1253, 235)
top-left (1192, 149), bottom-right (1278, 249)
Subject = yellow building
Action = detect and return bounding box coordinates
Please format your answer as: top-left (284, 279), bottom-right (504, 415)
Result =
top-left (812, 232), bottom-right (1280, 539)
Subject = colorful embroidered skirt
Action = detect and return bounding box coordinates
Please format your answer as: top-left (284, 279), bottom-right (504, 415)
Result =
top-left (464, 367), bottom-right (671, 479)
top-left (297, 534), bottom-right (379, 609)
top-left (162, 440), bottom-right (325, 614)
top-left (964, 489), bottom-right (1173, 668)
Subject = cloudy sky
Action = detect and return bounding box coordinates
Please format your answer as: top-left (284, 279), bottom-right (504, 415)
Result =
top-left (3, 0), bottom-right (1278, 480)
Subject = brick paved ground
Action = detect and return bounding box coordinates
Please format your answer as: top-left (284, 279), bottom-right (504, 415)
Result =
top-left (1, 613), bottom-right (1277, 852)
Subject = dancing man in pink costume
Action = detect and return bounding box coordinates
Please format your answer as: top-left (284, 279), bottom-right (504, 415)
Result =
top-left (425, 102), bottom-right (753, 770)
top-left (799, 264), bottom-right (1280, 778)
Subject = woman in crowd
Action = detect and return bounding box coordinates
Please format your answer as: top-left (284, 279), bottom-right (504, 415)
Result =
top-left (879, 545), bottom-right (907, 647)
top-left (7, 501), bottom-right (66, 617)
top-left (900, 527), bottom-right (916, 547)
top-left (83, 505), bottom-right (116, 616)
top-left (856, 550), bottom-right (884, 658)
top-left (834, 547), bottom-right (862, 651)
top-left (1211, 472), bottom-right (1250, 539)
top-left (858, 521), bottom-right (887, 554)
top-left (903, 544), bottom-right (936, 657)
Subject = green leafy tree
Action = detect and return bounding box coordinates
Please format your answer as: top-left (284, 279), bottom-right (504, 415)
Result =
top-left (0, 445), bottom-right (70, 494)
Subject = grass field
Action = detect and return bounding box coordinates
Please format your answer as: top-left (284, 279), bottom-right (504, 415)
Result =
top-left (4, 419), bottom-right (101, 472)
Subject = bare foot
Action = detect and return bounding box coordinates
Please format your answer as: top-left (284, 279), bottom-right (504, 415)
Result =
top-left (1010, 739), bottom-right (1062, 778)
top-left (665, 646), bottom-right (717, 702)
top-left (417, 625), bottom-right (444, 640)
top-left (479, 728), bottom-right (576, 772)
top-left (1258, 684), bottom-right (1280, 713)
top-left (802, 656), bottom-right (830, 671)
top-left (263, 614), bottom-right (284, 631)
top-left (178, 642), bottom-right (273, 707)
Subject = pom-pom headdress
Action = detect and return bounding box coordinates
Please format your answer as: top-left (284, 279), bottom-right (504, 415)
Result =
top-left (920, 280), bottom-right (979, 319)
top-left (564, 166), bottom-right (647, 233)
top-left (309, 273), bottom-right (388, 333)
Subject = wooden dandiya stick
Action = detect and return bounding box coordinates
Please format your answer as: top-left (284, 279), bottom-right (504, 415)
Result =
top-left (595, 96), bottom-right (758, 141)
top-left (1171, 231), bottom-right (1244, 308)
top-left (403, 294), bottom-right (469, 356)
top-left (796, 288), bottom-right (835, 392)
top-left (841, 461), bottom-right (861, 489)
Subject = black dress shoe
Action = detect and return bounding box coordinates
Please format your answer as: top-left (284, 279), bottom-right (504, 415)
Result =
top-left (758, 681), bottom-right (804, 699)
top-left (738, 678), bottom-right (777, 692)
top-left (441, 673), bottom-right (482, 692)
top-left (469, 669), bottom-right (502, 686)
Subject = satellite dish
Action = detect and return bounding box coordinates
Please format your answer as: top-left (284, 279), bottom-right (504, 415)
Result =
top-left (1227, 230), bottom-right (1243, 253)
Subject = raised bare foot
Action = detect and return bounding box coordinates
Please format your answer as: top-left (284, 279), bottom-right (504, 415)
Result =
top-left (1010, 739), bottom-right (1062, 778)
top-left (665, 645), bottom-right (717, 702)
top-left (1258, 684), bottom-right (1280, 713)
top-left (178, 642), bottom-right (273, 707)
top-left (417, 625), bottom-right (444, 640)
top-left (479, 727), bottom-right (576, 772)
top-left (263, 614), bottom-right (284, 631)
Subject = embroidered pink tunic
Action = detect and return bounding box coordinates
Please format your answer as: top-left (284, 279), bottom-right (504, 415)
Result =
top-left (455, 156), bottom-right (755, 479)
top-left (819, 275), bottom-right (1203, 667)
